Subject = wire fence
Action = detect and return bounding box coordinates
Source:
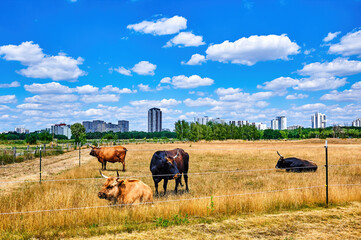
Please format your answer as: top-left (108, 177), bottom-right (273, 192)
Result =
top-left (0, 184), bottom-right (360, 216)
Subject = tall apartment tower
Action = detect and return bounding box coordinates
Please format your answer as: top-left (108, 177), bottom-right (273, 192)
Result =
top-left (271, 116), bottom-right (287, 130)
top-left (148, 108), bottom-right (162, 132)
top-left (311, 113), bottom-right (326, 129)
top-left (118, 120), bottom-right (129, 132)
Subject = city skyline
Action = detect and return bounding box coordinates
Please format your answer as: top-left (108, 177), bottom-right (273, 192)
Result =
top-left (0, 1), bottom-right (361, 132)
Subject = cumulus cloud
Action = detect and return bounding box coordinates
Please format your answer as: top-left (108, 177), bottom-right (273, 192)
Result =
top-left (219, 91), bottom-right (274, 101)
top-left (0, 41), bottom-right (86, 81)
top-left (0, 81), bottom-right (20, 88)
top-left (183, 97), bottom-right (218, 107)
top-left (101, 85), bottom-right (137, 94)
top-left (205, 34), bottom-right (300, 66)
top-left (294, 76), bottom-right (347, 91)
top-left (81, 94), bottom-right (119, 103)
top-left (131, 61), bottom-right (157, 76)
top-left (24, 82), bottom-right (72, 94)
top-left (130, 99), bottom-right (181, 108)
top-left (181, 54), bottom-right (206, 65)
top-left (351, 81), bottom-right (361, 89)
top-left (161, 75), bottom-right (214, 89)
top-left (323, 31), bottom-right (341, 42)
top-left (298, 58), bottom-right (361, 77)
top-left (321, 88), bottom-right (361, 102)
top-left (257, 77), bottom-right (299, 94)
top-left (76, 85), bottom-right (99, 94)
top-left (292, 103), bottom-right (326, 111)
top-left (112, 66), bottom-right (132, 76)
top-left (138, 84), bottom-right (152, 92)
top-left (285, 93), bottom-right (309, 100)
top-left (215, 87), bottom-right (242, 96)
top-left (165, 32), bottom-right (205, 47)
top-left (0, 95), bottom-right (17, 104)
top-left (127, 16), bottom-right (187, 36)
top-left (328, 29), bottom-right (361, 56)
top-left (25, 94), bottom-right (78, 103)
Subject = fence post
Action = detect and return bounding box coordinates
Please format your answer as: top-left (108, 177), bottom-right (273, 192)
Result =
top-left (39, 147), bottom-right (42, 184)
top-left (43, 144), bottom-right (46, 153)
top-left (27, 145), bottom-right (29, 151)
top-left (13, 147), bottom-right (16, 163)
top-left (325, 140), bottom-right (329, 206)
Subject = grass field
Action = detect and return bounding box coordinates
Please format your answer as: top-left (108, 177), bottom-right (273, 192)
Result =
top-left (0, 139), bottom-right (360, 239)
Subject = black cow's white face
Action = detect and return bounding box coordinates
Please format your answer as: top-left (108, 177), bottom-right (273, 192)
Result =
top-left (164, 158), bottom-right (180, 179)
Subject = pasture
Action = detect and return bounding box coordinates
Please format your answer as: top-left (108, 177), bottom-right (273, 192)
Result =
top-left (0, 139), bottom-right (360, 239)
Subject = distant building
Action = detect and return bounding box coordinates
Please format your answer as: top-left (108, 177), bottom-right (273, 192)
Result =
top-left (83, 120), bottom-right (129, 133)
top-left (288, 125), bottom-right (302, 130)
top-left (211, 118), bottom-right (225, 124)
top-left (252, 122), bottom-right (267, 130)
top-left (238, 120), bottom-right (249, 126)
top-left (195, 116), bottom-right (211, 125)
top-left (118, 120), bottom-right (129, 132)
top-left (352, 118), bottom-right (361, 127)
top-left (271, 116), bottom-right (287, 130)
top-left (14, 127), bottom-right (29, 134)
top-left (311, 113), bottom-right (326, 129)
top-left (148, 108), bottom-right (162, 132)
top-left (50, 123), bottom-right (72, 139)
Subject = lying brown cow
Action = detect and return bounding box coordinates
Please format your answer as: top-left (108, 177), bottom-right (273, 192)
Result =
top-left (90, 145), bottom-right (127, 171)
top-left (98, 171), bottom-right (153, 205)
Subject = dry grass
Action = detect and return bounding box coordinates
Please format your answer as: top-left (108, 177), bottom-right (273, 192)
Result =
top-left (0, 139), bottom-right (360, 239)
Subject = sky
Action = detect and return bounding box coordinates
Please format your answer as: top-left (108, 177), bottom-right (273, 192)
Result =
top-left (0, 0), bottom-right (361, 132)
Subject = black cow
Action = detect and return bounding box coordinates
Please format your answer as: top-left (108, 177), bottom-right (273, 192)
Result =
top-left (275, 151), bottom-right (318, 172)
top-left (150, 148), bottom-right (189, 195)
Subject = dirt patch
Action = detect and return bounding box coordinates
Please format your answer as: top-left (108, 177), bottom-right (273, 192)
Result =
top-left (0, 148), bottom-right (94, 193)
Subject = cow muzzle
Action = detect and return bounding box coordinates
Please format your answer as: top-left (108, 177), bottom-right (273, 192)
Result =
top-left (98, 192), bottom-right (107, 199)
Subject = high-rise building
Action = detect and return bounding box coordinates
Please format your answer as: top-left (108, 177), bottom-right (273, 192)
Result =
top-left (195, 116), bottom-right (211, 125)
top-left (311, 113), bottom-right (326, 129)
top-left (352, 118), bottom-right (361, 127)
top-left (118, 120), bottom-right (129, 132)
top-left (252, 122), bottom-right (267, 130)
top-left (14, 127), bottom-right (29, 134)
top-left (148, 108), bottom-right (162, 132)
top-left (271, 116), bottom-right (287, 130)
top-left (50, 123), bottom-right (72, 139)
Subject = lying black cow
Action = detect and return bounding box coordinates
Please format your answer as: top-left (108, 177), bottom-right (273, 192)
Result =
top-left (150, 148), bottom-right (189, 195)
top-left (275, 151), bottom-right (317, 172)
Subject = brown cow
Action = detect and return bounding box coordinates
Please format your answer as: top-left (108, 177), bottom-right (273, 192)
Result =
top-left (90, 145), bottom-right (127, 171)
top-left (98, 171), bottom-right (153, 206)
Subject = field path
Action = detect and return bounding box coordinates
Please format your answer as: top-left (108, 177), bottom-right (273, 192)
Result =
top-left (0, 148), bottom-right (94, 192)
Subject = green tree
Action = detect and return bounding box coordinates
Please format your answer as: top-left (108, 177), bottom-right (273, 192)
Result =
top-left (38, 131), bottom-right (53, 142)
top-left (71, 123), bottom-right (86, 145)
top-left (25, 134), bottom-right (37, 144)
top-left (175, 120), bottom-right (190, 140)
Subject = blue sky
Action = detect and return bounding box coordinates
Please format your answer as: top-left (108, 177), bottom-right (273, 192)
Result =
top-left (0, 0), bottom-right (361, 132)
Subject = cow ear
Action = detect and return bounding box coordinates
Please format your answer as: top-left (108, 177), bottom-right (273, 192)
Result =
top-left (116, 178), bottom-right (125, 185)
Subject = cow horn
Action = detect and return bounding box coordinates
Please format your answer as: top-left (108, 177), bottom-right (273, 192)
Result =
top-left (116, 170), bottom-right (119, 177)
top-left (277, 151), bottom-right (284, 158)
top-left (99, 170), bottom-right (109, 178)
top-left (173, 149), bottom-right (179, 159)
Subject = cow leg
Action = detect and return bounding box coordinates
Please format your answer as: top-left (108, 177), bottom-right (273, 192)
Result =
top-left (163, 179), bottom-right (168, 196)
top-left (101, 161), bottom-right (104, 170)
top-left (153, 177), bottom-right (161, 196)
top-left (122, 162), bottom-right (126, 172)
top-left (174, 178), bottom-right (181, 194)
top-left (184, 173), bottom-right (189, 192)
top-left (104, 161), bottom-right (107, 170)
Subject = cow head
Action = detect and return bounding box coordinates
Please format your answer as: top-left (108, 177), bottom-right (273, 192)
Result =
top-left (90, 146), bottom-right (100, 157)
top-left (164, 152), bottom-right (180, 179)
top-left (98, 170), bottom-right (125, 201)
top-left (275, 151), bottom-right (285, 169)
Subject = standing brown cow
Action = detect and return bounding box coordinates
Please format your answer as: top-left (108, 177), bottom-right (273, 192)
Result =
top-left (98, 171), bottom-right (153, 205)
top-left (90, 145), bottom-right (127, 171)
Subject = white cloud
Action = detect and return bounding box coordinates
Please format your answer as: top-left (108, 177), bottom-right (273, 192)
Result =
top-left (298, 58), bottom-right (361, 77)
top-left (0, 95), bottom-right (17, 104)
top-left (219, 91), bottom-right (274, 101)
top-left (138, 84), bottom-right (152, 92)
top-left (130, 99), bottom-right (181, 108)
top-left (215, 87), bottom-right (242, 96)
top-left (165, 32), bottom-right (205, 47)
top-left (131, 61), bottom-right (156, 76)
top-left (285, 93), bottom-right (309, 100)
top-left (183, 97), bottom-right (218, 107)
top-left (101, 85), bottom-right (137, 94)
top-left (0, 41), bottom-right (44, 64)
top-left (321, 88), bottom-right (361, 102)
top-left (328, 29), bottom-right (361, 56)
top-left (351, 81), bottom-right (361, 89)
top-left (257, 77), bottom-right (299, 94)
top-left (0, 81), bottom-right (20, 88)
top-left (181, 54), bottom-right (206, 65)
top-left (81, 94), bottom-right (119, 103)
top-left (112, 66), bottom-right (132, 76)
top-left (205, 34), bottom-right (300, 66)
top-left (162, 75), bottom-right (214, 89)
top-left (24, 82), bottom-right (72, 94)
top-left (0, 41), bottom-right (86, 81)
top-left (294, 76), bottom-right (347, 91)
top-left (304, 48), bottom-right (315, 55)
top-left (76, 85), bottom-right (99, 94)
top-left (323, 31), bottom-right (341, 42)
top-left (292, 103), bottom-right (326, 111)
top-left (127, 16), bottom-right (187, 36)
top-left (25, 94), bottom-right (78, 103)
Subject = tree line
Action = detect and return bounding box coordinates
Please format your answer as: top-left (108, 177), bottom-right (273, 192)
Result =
top-left (174, 120), bottom-right (361, 141)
